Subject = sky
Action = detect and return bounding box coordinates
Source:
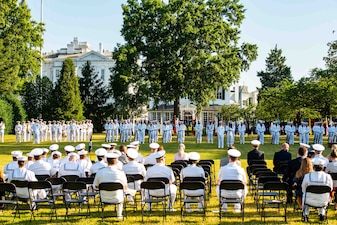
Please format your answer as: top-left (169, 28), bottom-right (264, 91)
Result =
top-left (26, 0), bottom-right (337, 92)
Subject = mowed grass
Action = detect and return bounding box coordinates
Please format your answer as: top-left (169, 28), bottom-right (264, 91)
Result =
top-left (0, 133), bottom-right (335, 224)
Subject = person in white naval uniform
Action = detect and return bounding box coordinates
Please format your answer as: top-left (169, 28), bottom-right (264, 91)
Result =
top-left (238, 122), bottom-right (246, 144)
top-left (143, 143), bottom-right (160, 167)
top-left (195, 121), bottom-right (203, 143)
top-left (78, 150), bottom-right (92, 177)
top-left (122, 149), bottom-right (146, 191)
top-left (256, 120), bottom-right (266, 145)
top-left (144, 150), bottom-right (177, 211)
top-left (90, 148), bottom-right (107, 176)
top-left (217, 122), bottom-right (225, 149)
top-left (225, 122), bottom-right (235, 147)
top-left (59, 145), bottom-right (76, 166)
top-left (0, 120), bottom-right (5, 143)
top-left (94, 152), bottom-right (135, 219)
top-left (302, 158), bottom-right (333, 222)
top-left (28, 148), bottom-right (57, 177)
top-left (58, 153), bottom-right (84, 178)
top-left (8, 156), bottom-right (46, 200)
top-left (206, 121), bottom-right (214, 144)
top-left (180, 152), bottom-right (205, 211)
top-left (216, 149), bottom-right (247, 212)
top-left (310, 144), bottom-right (329, 168)
top-left (4, 151), bottom-right (22, 180)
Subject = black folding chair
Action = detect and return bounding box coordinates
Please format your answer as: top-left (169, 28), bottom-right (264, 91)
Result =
top-left (98, 182), bottom-right (126, 221)
top-left (179, 181), bottom-right (206, 221)
top-left (260, 181), bottom-right (288, 222)
top-left (0, 183), bottom-right (20, 219)
top-left (62, 181), bottom-right (90, 220)
top-left (60, 175), bottom-right (80, 182)
top-left (46, 177), bottom-right (67, 200)
top-left (219, 180), bottom-right (245, 223)
top-left (35, 174), bottom-right (50, 181)
top-left (76, 177), bottom-right (98, 204)
top-left (303, 185), bottom-right (331, 223)
top-left (141, 180), bottom-right (169, 222)
top-left (28, 180), bottom-right (56, 221)
top-left (10, 180), bottom-right (31, 209)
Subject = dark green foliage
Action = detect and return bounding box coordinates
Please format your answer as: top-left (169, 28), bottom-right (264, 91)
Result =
top-left (1, 94), bottom-right (27, 133)
top-left (0, 98), bottom-right (13, 133)
top-left (21, 76), bottom-right (54, 120)
top-left (0, 0), bottom-right (44, 95)
top-left (79, 61), bottom-right (109, 132)
top-left (52, 58), bottom-right (84, 121)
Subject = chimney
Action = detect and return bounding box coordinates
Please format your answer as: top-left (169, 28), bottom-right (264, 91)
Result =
top-left (99, 43), bottom-right (103, 54)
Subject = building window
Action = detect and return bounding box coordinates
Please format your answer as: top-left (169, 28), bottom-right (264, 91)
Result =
top-left (165, 112), bottom-right (170, 121)
top-left (243, 100), bottom-right (246, 106)
top-left (203, 112), bottom-right (207, 124)
top-left (216, 88), bottom-right (226, 100)
top-left (101, 69), bottom-right (105, 81)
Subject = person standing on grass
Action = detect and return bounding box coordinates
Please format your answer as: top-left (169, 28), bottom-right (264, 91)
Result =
top-left (238, 121), bottom-right (246, 144)
top-left (0, 120), bottom-right (4, 143)
top-left (217, 121), bottom-right (225, 149)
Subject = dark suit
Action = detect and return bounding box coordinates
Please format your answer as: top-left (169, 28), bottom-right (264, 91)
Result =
top-left (273, 150), bottom-right (292, 172)
top-left (283, 156), bottom-right (303, 203)
top-left (247, 148), bottom-right (265, 166)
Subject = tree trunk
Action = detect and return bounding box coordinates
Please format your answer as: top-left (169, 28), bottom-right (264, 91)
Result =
top-left (174, 99), bottom-right (180, 119)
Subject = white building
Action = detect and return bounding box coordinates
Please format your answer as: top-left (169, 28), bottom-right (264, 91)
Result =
top-left (42, 37), bottom-right (113, 86)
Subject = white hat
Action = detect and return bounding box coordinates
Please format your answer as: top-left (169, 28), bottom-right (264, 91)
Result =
top-left (18, 156), bottom-right (27, 161)
top-left (42, 148), bottom-right (49, 153)
top-left (31, 148), bottom-right (44, 156)
top-left (126, 145), bottom-right (137, 149)
top-left (149, 143), bottom-right (160, 149)
top-left (130, 141), bottom-right (140, 146)
top-left (52, 151), bottom-right (62, 157)
top-left (75, 143), bottom-right (86, 151)
top-left (251, 140), bottom-right (261, 146)
top-left (312, 144), bottom-right (325, 152)
top-left (95, 148), bottom-right (107, 156)
top-left (11, 151), bottom-right (23, 157)
top-left (64, 145), bottom-right (75, 152)
top-left (78, 150), bottom-right (88, 155)
top-left (189, 152), bottom-right (200, 161)
top-left (106, 152), bottom-right (120, 159)
top-left (228, 149), bottom-right (241, 158)
top-left (68, 152), bottom-right (79, 160)
top-left (300, 143), bottom-right (310, 148)
top-left (49, 144), bottom-right (59, 151)
top-left (27, 152), bottom-right (34, 158)
top-left (109, 150), bottom-right (122, 157)
top-left (102, 144), bottom-right (111, 149)
top-left (154, 150), bottom-right (166, 159)
top-left (312, 158), bottom-right (326, 166)
top-left (127, 149), bottom-right (138, 159)
top-left (108, 143), bottom-right (117, 147)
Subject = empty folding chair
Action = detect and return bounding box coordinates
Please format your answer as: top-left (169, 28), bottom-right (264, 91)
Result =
top-left (0, 183), bottom-right (20, 219)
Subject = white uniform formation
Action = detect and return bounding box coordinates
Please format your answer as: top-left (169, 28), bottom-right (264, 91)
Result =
top-left (13, 119), bottom-right (93, 144)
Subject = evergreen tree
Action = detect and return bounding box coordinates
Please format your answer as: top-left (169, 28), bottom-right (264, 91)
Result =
top-left (79, 61), bottom-right (109, 131)
top-left (53, 58), bottom-right (84, 120)
top-left (257, 46), bottom-right (293, 90)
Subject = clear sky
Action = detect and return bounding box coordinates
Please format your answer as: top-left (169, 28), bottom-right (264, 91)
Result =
top-left (26, 0), bottom-right (337, 91)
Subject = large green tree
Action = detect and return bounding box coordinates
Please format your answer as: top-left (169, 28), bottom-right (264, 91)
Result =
top-left (21, 76), bottom-right (53, 120)
top-left (52, 58), bottom-right (84, 120)
top-left (112, 0), bottom-right (258, 117)
top-left (257, 46), bottom-right (293, 90)
top-left (79, 61), bottom-right (109, 131)
top-left (0, 0), bottom-right (44, 95)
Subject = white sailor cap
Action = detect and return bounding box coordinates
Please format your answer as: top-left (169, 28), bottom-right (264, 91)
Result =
top-left (95, 148), bottom-right (107, 156)
top-left (42, 148), bottom-right (49, 153)
top-left (102, 144), bottom-right (111, 149)
top-left (68, 152), bottom-right (79, 160)
top-left (52, 151), bottom-right (62, 157)
top-left (154, 150), bottom-right (166, 159)
top-left (106, 152), bottom-right (119, 159)
top-left (49, 144), bottom-right (59, 151)
top-left (312, 158), bottom-right (326, 166)
top-left (126, 149), bottom-right (138, 159)
top-left (149, 143), bottom-right (160, 149)
top-left (109, 150), bottom-right (122, 157)
top-left (27, 152), bottom-right (34, 158)
top-left (108, 143), bottom-right (117, 147)
top-left (189, 152), bottom-right (200, 161)
top-left (228, 149), bottom-right (241, 158)
top-left (75, 143), bottom-right (86, 151)
top-left (300, 143), bottom-right (310, 148)
top-left (251, 140), bottom-right (261, 146)
top-left (130, 141), bottom-right (140, 146)
top-left (11, 151), bottom-right (23, 157)
top-left (31, 148), bottom-right (44, 156)
top-left (64, 145), bottom-right (75, 152)
top-left (78, 150), bottom-right (88, 156)
top-left (312, 144), bottom-right (325, 152)
top-left (18, 156), bottom-right (27, 161)
top-left (126, 145), bottom-right (137, 149)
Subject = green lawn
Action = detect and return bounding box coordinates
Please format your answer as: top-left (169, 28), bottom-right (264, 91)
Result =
top-left (0, 133), bottom-right (334, 224)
